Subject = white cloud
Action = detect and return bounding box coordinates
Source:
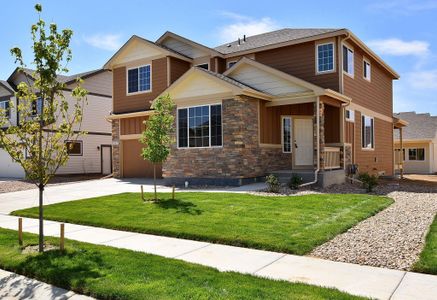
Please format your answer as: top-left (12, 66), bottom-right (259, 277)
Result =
top-left (84, 34), bottom-right (122, 51)
top-left (218, 12), bottom-right (280, 43)
top-left (367, 38), bottom-right (430, 56)
top-left (406, 70), bottom-right (437, 89)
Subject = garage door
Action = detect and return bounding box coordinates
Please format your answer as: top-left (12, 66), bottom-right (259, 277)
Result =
top-left (0, 149), bottom-right (25, 178)
top-left (122, 140), bottom-right (162, 178)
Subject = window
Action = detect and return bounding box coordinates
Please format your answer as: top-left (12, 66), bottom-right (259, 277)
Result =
top-left (408, 148), bottom-right (425, 161)
top-left (346, 109), bottom-right (355, 122)
top-left (282, 117), bottom-right (292, 153)
top-left (0, 100), bottom-right (10, 118)
top-left (31, 98), bottom-right (43, 117)
top-left (343, 45), bottom-right (354, 76)
top-left (178, 104), bottom-right (222, 148)
top-left (316, 43), bottom-right (334, 73)
top-left (361, 115), bottom-right (374, 149)
top-left (363, 60), bottom-right (371, 81)
top-left (227, 61), bottom-right (237, 68)
top-left (196, 63), bottom-right (209, 70)
top-left (65, 141), bottom-right (83, 156)
top-left (127, 65), bottom-right (151, 94)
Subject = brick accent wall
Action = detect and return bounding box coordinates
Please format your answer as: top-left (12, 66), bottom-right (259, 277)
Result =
top-left (112, 119), bottom-right (121, 178)
top-left (163, 96), bottom-right (293, 183)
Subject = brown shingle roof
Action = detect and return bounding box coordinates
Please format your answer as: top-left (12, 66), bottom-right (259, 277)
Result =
top-left (214, 28), bottom-right (342, 55)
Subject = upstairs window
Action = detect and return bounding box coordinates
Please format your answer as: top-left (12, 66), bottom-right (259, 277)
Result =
top-left (128, 65), bottom-right (151, 94)
top-left (361, 115), bottom-right (374, 149)
top-left (178, 104), bottom-right (222, 148)
top-left (0, 100), bottom-right (10, 118)
top-left (31, 98), bottom-right (43, 117)
top-left (408, 148), bottom-right (425, 161)
top-left (343, 45), bottom-right (354, 76)
top-left (346, 109), bottom-right (355, 122)
top-left (363, 59), bottom-right (371, 81)
top-left (316, 43), bottom-right (334, 73)
top-left (196, 63), bottom-right (209, 70)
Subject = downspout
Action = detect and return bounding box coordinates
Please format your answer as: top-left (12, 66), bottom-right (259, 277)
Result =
top-left (300, 96), bottom-right (320, 187)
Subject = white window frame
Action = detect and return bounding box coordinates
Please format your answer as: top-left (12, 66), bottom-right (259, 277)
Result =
top-left (361, 114), bottom-right (375, 150)
top-left (195, 63), bottom-right (209, 70)
top-left (363, 58), bottom-right (371, 81)
top-left (346, 109), bottom-right (355, 122)
top-left (315, 42), bottom-right (336, 75)
top-left (65, 140), bottom-right (83, 156)
top-left (177, 103), bottom-right (223, 149)
top-left (0, 100), bottom-right (10, 119)
top-left (343, 44), bottom-right (354, 78)
top-left (227, 61), bottom-right (237, 69)
top-left (126, 64), bottom-right (152, 95)
top-left (281, 116), bottom-right (292, 153)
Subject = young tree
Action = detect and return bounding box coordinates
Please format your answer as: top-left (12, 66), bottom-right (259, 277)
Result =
top-left (140, 94), bottom-right (175, 201)
top-left (0, 4), bottom-right (88, 252)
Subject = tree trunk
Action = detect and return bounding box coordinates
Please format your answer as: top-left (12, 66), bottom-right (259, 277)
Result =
top-left (153, 163), bottom-right (157, 201)
top-left (38, 184), bottom-right (44, 252)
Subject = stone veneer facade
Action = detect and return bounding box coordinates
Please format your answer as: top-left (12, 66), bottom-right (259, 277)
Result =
top-left (163, 95), bottom-right (292, 186)
top-left (111, 119), bottom-right (121, 178)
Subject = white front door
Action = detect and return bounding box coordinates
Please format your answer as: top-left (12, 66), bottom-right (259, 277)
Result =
top-left (294, 118), bottom-right (314, 167)
top-left (101, 146), bottom-right (112, 175)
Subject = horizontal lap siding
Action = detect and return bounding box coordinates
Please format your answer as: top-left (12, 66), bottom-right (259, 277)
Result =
top-left (354, 111), bottom-right (393, 176)
top-left (113, 57), bottom-right (167, 113)
top-left (170, 57), bottom-right (190, 84)
top-left (325, 105), bottom-right (340, 143)
top-left (259, 101), bottom-right (313, 144)
top-left (343, 41), bottom-right (393, 117)
top-left (255, 40), bottom-right (340, 91)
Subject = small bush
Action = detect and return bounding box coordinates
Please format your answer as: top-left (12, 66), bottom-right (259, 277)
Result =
top-left (288, 175), bottom-right (303, 190)
top-left (358, 172), bottom-right (379, 192)
top-left (265, 174), bottom-right (281, 193)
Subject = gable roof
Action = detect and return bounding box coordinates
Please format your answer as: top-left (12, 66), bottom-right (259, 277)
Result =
top-left (394, 112), bottom-right (437, 140)
top-left (215, 28), bottom-right (342, 55)
top-left (156, 31), bottom-right (223, 58)
top-left (103, 35), bottom-right (192, 69)
top-left (0, 80), bottom-right (16, 94)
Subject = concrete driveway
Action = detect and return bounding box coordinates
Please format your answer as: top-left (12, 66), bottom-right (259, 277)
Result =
top-left (0, 178), bottom-right (266, 214)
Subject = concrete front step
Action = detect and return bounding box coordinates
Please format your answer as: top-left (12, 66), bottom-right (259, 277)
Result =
top-left (269, 170), bottom-right (316, 184)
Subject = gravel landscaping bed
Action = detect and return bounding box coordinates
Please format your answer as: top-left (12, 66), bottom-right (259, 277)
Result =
top-left (309, 180), bottom-right (437, 270)
top-left (0, 175), bottom-right (105, 194)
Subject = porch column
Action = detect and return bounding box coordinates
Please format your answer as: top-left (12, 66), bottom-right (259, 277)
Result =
top-left (314, 101), bottom-right (325, 170)
top-left (399, 127), bottom-right (404, 179)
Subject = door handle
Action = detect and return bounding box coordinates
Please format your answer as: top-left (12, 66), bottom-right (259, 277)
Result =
top-left (294, 140), bottom-right (298, 149)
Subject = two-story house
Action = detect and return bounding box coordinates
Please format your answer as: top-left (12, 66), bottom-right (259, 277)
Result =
top-left (0, 68), bottom-right (113, 178)
top-left (104, 28), bottom-right (400, 186)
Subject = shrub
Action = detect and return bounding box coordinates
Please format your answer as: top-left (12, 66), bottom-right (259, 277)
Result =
top-left (358, 172), bottom-right (379, 192)
top-left (265, 174), bottom-right (281, 193)
top-left (288, 175), bottom-right (303, 190)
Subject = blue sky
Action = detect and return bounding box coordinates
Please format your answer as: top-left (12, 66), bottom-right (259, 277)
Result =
top-left (1, 0), bottom-right (437, 114)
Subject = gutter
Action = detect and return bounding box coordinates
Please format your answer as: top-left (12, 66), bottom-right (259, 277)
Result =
top-left (300, 96), bottom-right (321, 187)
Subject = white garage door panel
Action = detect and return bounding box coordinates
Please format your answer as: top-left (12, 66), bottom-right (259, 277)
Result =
top-left (0, 149), bottom-right (25, 178)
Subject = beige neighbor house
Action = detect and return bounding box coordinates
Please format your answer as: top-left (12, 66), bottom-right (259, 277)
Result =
top-left (394, 112), bottom-right (437, 174)
top-left (104, 28), bottom-right (402, 187)
top-left (0, 68), bottom-right (113, 178)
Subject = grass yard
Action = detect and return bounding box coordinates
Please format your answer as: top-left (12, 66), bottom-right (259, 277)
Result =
top-left (0, 228), bottom-right (364, 300)
top-left (13, 192), bottom-right (393, 255)
top-left (413, 214), bottom-right (437, 275)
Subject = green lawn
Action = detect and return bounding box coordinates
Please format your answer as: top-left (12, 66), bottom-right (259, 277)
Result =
top-left (414, 214), bottom-right (437, 275)
top-left (0, 228), bottom-right (364, 300)
top-left (13, 192), bottom-right (393, 255)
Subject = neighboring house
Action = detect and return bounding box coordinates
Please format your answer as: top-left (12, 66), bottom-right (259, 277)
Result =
top-left (0, 68), bottom-right (113, 178)
top-left (104, 28), bottom-right (400, 186)
top-left (394, 112), bottom-right (437, 174)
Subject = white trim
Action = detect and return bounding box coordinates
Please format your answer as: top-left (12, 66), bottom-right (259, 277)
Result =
top-left (406, 147), bottom-right (426, 161)
top-left (281, 116), bottom-right (293, 153)
top-left (65, 140), bottom-right (83, 156)
top-left (342, 43), bottom-right (354, 78)
top-left (0, 99), bottom-right (11, 119)
top-left (363, 58), bottom-right (371, 81)
top-left (195, 63), bottom-right (209, 70)
top-left (346, 109), bottom-right (355, 123)
top-left (176, 103), bottom-right (223, 149)
top-left (361, 114), bottom-right (375, 150)
top-left (126, 64), bottom-right (152, 95)
top-left (315, 42), bottom-right (336, 75)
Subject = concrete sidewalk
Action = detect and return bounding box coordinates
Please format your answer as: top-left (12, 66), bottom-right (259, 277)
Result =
top-left (0, 268), bottom-right (93, 300)
top-left (0, 214), bottom-right (435, 300)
